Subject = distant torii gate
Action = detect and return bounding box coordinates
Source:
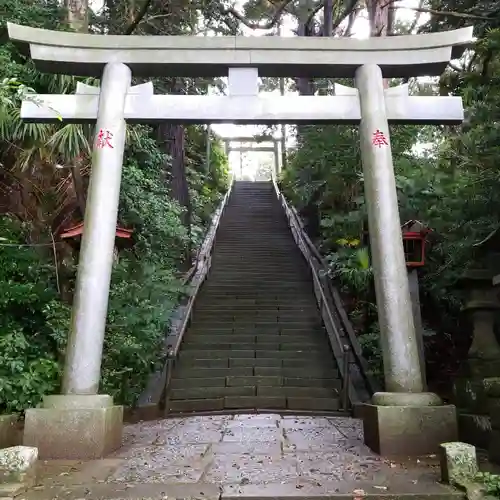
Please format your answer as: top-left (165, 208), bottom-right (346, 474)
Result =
top-left (6, 22), bottom-right (473, 459)
top-left (222, 136), bottom-right (282, 179)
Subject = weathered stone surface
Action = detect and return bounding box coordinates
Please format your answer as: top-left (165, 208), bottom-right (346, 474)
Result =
top-left (19, 414), bottom-right (462, 499)
top-left (23, 404), bottom-right (123, 459)
top-left (0, 446), bottom-right (37, 486)
top-left (371, 391), bottom-right (442, 406)
top-left (439, 442), bottom-right (478, 485)
top-left (0, 416), bottom-right (18, 450)
top-left (363, 403), bottom-right (458, 456)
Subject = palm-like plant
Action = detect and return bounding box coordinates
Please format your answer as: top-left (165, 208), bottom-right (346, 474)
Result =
top-left (0, 74), bottom-right (142, 235)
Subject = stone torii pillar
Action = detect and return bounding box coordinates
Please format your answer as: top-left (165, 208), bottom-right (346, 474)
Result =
top-left (7, 22), bottom-right (473, 458)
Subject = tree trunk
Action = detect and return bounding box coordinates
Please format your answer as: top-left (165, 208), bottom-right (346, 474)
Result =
top-left (66, 2), bottom-right (89, 214)
top-left (366, 0), bottom-right (393, 87)
top-left (323, 0), bottom-right (334, 37)
top-left (65, 0), bottom-right (88, 32)
top-left (156, 79), bottom-right (192, 261)
top-left (296, 0), bottom-right (315, 96)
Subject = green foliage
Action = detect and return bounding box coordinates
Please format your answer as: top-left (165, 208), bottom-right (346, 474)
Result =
top-left (120, 131), bottom-right (189, 267)
top-left (0, 217), bottom-right (70, 413)
top-left (102, 257), bottom-right (182, 406)
top-left (475, 472), bottom-right (500, 498)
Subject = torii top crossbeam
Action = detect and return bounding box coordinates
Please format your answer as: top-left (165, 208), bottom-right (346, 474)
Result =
top-left (7, 23), bottom-right (473, 78)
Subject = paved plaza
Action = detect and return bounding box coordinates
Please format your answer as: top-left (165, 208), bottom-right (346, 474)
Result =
top-left (25, 414), bottom-right (461, 499)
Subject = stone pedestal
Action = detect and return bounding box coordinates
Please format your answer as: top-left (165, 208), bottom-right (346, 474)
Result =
top-left (362, 392), bottom-right (457, 456)
top-left (23, 395), bottom-right (123, 459)
top-left (453, 271), bottom-right (500, 448)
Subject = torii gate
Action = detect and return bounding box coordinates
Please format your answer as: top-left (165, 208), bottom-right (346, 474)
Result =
top-left (222, 136), bottom-right (282, 179)
top-left (7, 22), bottom-right (473, 459)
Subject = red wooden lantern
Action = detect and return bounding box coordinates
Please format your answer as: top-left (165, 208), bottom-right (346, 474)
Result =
top-left (401, 220), bottom-right (430, 268)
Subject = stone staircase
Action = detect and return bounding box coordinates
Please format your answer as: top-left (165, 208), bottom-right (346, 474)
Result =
top-left (166, 181), bottom-right (341, 413)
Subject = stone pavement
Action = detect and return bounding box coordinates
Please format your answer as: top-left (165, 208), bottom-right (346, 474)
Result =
top-left (24, 414), bottom-right (462, 499)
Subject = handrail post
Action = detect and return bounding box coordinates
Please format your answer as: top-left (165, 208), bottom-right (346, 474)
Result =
top-left (342, 344), bottom-right (351, 412)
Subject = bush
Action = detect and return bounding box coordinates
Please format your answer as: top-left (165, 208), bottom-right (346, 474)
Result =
top-left (0, 216), bottom-right (70, 413)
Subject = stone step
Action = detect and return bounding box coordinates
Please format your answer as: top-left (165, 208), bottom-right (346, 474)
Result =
top-left (195, 300), bottom-right (316, 307)
top-left (253, 366), bottom-right (339, 378)
top-left (182, 333), bottom-right (324, 344)
top-left (200, 283), bottom-right (310, 290)
top-left (176, 357), bottom-right (335, 369)
top-left (203, 282), bottom-right (311, 289)
top-left (178, 349), bottom-right (327, 360)
top-left (287, 397), bottom-right (341, 411)
top-left (167, 398), bottom-right (225, 412)
top-left (203, 274), bottom-right (306, 279)
top-left (193, 300), bottom-right (319, 310)
top-left (188, 319), bottom-right (321, 326)
top-left (173, 367), bottom-right (254, 378)
top-left (256, 386), bottom-right (336, 399)
top-left (214, 250), bottom-right (297, 254)
top-left (225, 375), bottom-right (284, 387)
top-left (193, 303), bottom-right (318, 311)
top-left (169, 385), bottom-right (256, 400)
top-left (170, 377), bottom-right (227, 389)
top-left (172, 366), bottom-right (339, 379)
top-left (214, 241), bottom-right (294, 244)
top-left (179, 349), bottom-right (256, 359)
top-left (169, 385), bottom-right (339, 402)
top-left (182, 341), bottom-right (326, 351)
top-left (197, 293), bottom-right (312, 300)
top-left (186, 325), bottom-right (323, 335)
top-left (196, 291), bottom-right (309, 299)
top-left (186, 327), bottom-right (326, 335)
top-left (191, 313), bottom-right (320, 322)
top-left (207, 274), bottom-right (311, 281)
top-left (210, 256), bottom-right (302, 262)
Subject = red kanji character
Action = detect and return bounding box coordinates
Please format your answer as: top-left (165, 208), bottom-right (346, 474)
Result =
top-left (372, 129), bottom-right (388, 148)
top-left (96, 129), bottom-right (114, 149)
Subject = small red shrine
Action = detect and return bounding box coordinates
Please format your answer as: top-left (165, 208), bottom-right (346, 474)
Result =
top-left (401, 220), bottom-right (431, 268)
top-left (60, 222), bottom-right (133, 240)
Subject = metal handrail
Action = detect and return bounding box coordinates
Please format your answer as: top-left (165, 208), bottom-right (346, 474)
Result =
top-left (137, 176), bottom-right (234, 409)
top-left (271, 175), bottom-right (377, 406)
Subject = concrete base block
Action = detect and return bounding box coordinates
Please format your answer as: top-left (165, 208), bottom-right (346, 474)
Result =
top-left (362, 403), bottom-right (458, 456)
top-left (23, 395), bottom-right (123, 459)
top-left (0, 416), bottom-right (18, 449)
